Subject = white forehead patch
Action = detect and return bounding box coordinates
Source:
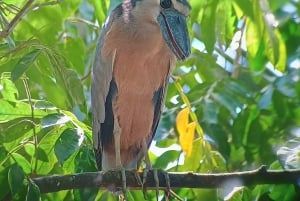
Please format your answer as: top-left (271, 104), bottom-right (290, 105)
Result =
top-left (171, 0), bottom-right (191, 16)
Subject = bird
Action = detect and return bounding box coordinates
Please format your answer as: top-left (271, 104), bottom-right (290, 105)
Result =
top-left (91, 0), bottom-right (191, 194)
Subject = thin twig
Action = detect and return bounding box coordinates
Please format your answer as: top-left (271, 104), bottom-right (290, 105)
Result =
top-left (81, 69), bottom-right (91, 82)
top-left (32, 0), bottom-right (62, 9)
top-left (0, 0), bottom-right (35, 39)
top-left (68, 17), bottom-right (99, 30)
top-left (22, 78), bottom-right (38, 175)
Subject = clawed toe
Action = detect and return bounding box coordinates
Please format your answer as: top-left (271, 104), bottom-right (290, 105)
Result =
top-left (142, 168), bottom-right (149, 199)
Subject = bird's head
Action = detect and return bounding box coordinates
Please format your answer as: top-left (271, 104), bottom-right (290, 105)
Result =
top-left (157, 0), bottom-right (191, 61)
top-left (125, 0), bottom-right (191, 61)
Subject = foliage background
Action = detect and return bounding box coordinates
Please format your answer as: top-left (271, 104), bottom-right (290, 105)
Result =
top-left (0, 0), bottom-right (300, 200)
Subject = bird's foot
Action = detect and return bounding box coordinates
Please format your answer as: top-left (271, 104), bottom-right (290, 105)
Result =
top-left (142, 169), bottom-right (171, 201)
top-left (110, 167), bottom-right (127, 200)
top-left (142, 168), bottom-right (149, 199)
top-left (114, 168), bottom-right (144, 200)
top-left (132, 169), bottom-right (143, 187)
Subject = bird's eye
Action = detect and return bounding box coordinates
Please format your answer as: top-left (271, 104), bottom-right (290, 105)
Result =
top-left (160, 0), bottom-right (172, 9)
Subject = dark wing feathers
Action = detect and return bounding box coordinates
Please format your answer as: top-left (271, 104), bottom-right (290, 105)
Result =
top-left (91, 5), bottom-right (122, 170)
top-left (150, 86), bottom-right (165, 146)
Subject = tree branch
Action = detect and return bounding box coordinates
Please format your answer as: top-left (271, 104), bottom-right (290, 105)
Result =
top-left (32, 166), bottom-right (300, 193)
top-left (0, 0), bottom-right (35, 39)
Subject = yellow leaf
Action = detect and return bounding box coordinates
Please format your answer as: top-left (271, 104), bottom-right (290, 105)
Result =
top-left (180, 122), bottom-right (196, 157)
top-left (176, 108), bottom-right (196, 157)
top-left (176, 107), bottom-right (189, 135)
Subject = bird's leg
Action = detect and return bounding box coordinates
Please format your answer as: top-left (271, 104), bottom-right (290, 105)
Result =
top-left (142, 140), bottom-right (160, 200)
top-left (113, 120), bottom-right (127, 197)
top-left (133, 169), bottom-right (143, 187)
top-left (142, 141), bottom-right (150, 199)
top-left (162, 170), bottom-right (171, 200)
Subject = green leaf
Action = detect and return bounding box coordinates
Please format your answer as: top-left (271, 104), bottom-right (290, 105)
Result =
top-left (153, 150), bottom-right (180, 169)
top-left (224, 186), bottom-right (251, 201)
top-left (26, 182), bottom-right (40, 201)
top-left (0, 118), bottom-right (34, 143)
top-left (258, 86), bottom-right (274, 110)
top-left (64, 69), bottom-right (85, 105)
top-left (11, 153), bottom-right (31, 174)
top-left (37, 147), bottom-right (50, 163)
top-left (0, 167), bottom-right (10, 200)
top-left (25, 143), bottom-right (49, 163)
top-left (211, 90), bottom-right (242, 117)
top-left (202, 101), bottom-right (219, 124)
top-left (74, 146), bottom-right (97, 172)
top-left (73, 188), bottom-right (97, 201)
top-left (41, 113), bottom-right (71, 128)
top-left (178, 138), bottom-right (203, 171)
top-left (210, 151), bottom-right (226, 172)
top-left (0, 145), bottom-right (9, 163)
top-left (0, 77), bottom-right (18, 101)
top-left (54, 128), bottom-right (83, 165)
top-left (60, 37), bottom-right (85, 75)
top-left (34, 100), bottom-right (57, 110)
top-left (8, 164), bottom-right (26, 196)
top-left (155, 138), bottom-right (177, 148)
top-left (0, 166), bottom-right (10, 200)
top-left (36, 128), bottom-right (61, 175)
top-left (233, 0), bottom-right (254, 19)
top-left (0, 100), bottom-right (47, 121)
top-left (201, 1), bottom-right (218, 54)
top-left (269, 185), bottom-right (297, 201)
top-left (11, 49), bottom-right (41, 82)
top-left (90, 0), bottom-right (107, 24)
top-left (265, 29), bottom-right (286, 72)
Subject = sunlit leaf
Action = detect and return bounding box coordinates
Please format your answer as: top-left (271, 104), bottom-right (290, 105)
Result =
top-left (0, 100), bottom-right (47, 121)
top-left (0, 77), bottom-right (18, 102)
top-left (233, 0), bottom-right (255, 19)
top-left (0, 118), bottom-right (34, 142)
top-left (267, 29), bottom-right (286, 72)
top-left (11, 153), bottom-right (31, 174)
top-left (36, 128), bottom-right (61, 175)
top-left (11, 49), bottom-right (41, 82)
top-left (41, 113), bottom-right (71, 128)
top-left (54, 128), bottom-right (83, 165)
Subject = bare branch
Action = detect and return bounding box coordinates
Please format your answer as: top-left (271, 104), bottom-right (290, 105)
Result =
top-left (32, 167), bottom-right (300, 193)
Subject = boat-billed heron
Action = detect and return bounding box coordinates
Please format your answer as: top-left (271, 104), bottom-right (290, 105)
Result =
top-left (92, 0), bottom-right (191, 193)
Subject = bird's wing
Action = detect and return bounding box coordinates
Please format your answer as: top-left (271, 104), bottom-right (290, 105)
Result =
top-left (91, 5), bottom-right (122, 170)
top-left (149, 60), bottom-right (175, 148)
top-left (150, 79), bottom-right (169, 146)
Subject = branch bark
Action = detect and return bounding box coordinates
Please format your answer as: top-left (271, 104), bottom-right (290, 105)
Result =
top-left (32, 166), bottom-right (300, 193)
